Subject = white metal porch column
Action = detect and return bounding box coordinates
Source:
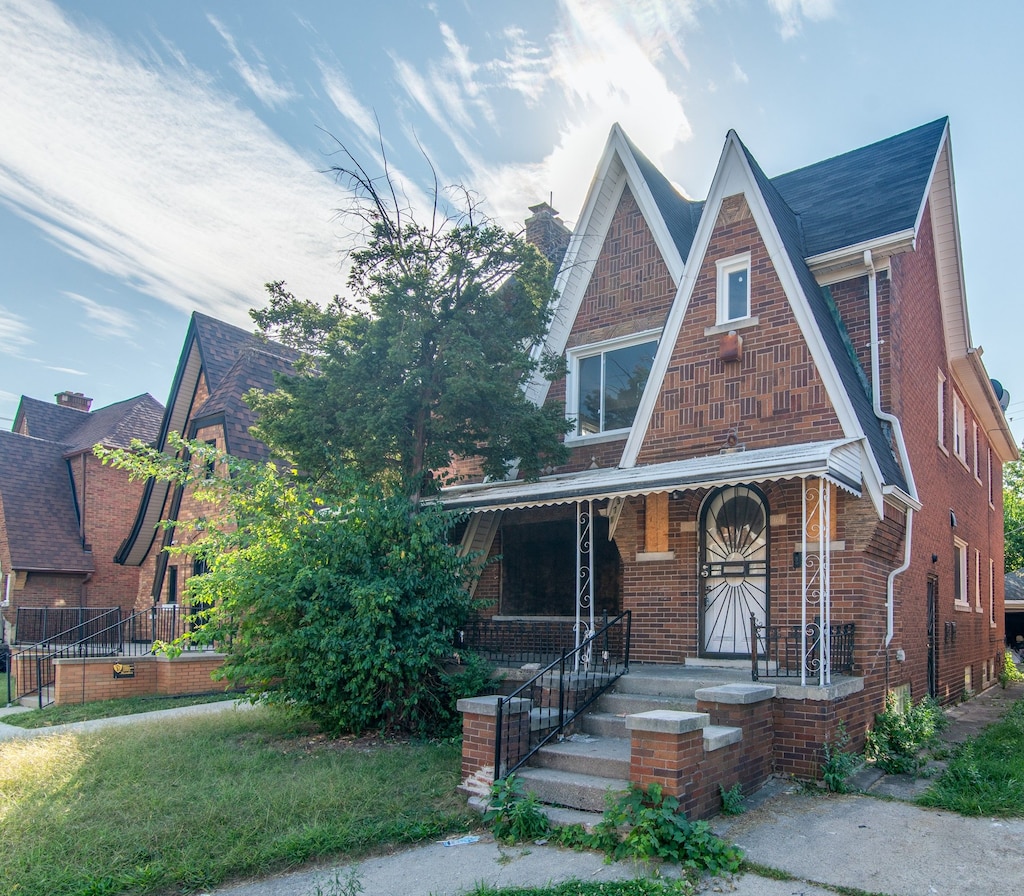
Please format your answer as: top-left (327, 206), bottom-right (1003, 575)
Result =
top-left (801, 477), bottom-right (832, 687)
top-left (574, 498), bottom-right (595, 670)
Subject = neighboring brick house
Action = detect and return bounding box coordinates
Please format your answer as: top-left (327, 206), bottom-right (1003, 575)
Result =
top-left (447, 116), bottom-right (1017, 744)
top-left (0, 390), bottom-right (163, 643)
top-left (115, 312), bottom-right (297, 610)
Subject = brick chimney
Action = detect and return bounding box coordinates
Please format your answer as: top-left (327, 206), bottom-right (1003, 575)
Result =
top-left (525, 202), bottom-right (572, 270)
top-left (55, 391), bottom-right (93, 412)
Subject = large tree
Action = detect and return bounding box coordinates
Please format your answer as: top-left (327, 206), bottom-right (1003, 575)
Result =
top-left (1006, 459), bottom-right (1024, 573)
top-left (249, 153), bottom-right (570, 505)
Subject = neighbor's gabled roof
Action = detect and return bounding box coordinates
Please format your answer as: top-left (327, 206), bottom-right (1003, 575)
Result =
top-left (115, 312), bottom-right (298, 567)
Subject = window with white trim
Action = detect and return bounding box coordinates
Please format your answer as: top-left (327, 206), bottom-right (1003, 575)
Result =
top-left (937, 371), bottom-right (947, 451)
top-left (569, 334), bottom-right (658, 436)
top-left (990, 558), bottom-right (997, 626)
top-left (954, 537), bottom-right (969, 607)
top-left (973, 422), bottom-right (981, 481)
top-left (716, 254), bottom-right (751, 325)
top-left (989, 447), bottom-right (995, 507)
top-left (975, 548), bottom-right (982, 611)
top-left (953, 393), bottom-right (967, 463)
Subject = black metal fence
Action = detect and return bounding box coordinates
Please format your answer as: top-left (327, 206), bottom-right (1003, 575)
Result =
top-left (14, 607), bottom-right (121, 645)
top-left (7, 605), bottom-right (213, 708)
top-left (492, 610), bottom-right (631, 779)
top-left (457, 617), bottom-right (580, 667)
top-left (753, 618), bottom-right (855, 680)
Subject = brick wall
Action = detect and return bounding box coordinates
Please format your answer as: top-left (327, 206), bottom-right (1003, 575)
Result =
top-left (52, 653), bottom-right (228, 704)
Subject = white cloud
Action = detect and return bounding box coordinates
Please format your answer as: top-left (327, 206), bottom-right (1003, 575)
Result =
top-left (0, 0), bottom-right (344, 328)
top-left (319, 62), bottom-right (380, 144)
top-left (207, 14), bottom-right (297, 109)
top-left (766, 0), bottom-right (837, 40)
top-left (0, 307), bottom-right (32, 355)
top-left (46, 365), bottom-right (86, 376)
top-left (64, 292), bottom-right (137, 338)
top-left (733, 61), bottom-right (749, 84)
top-left (490, 27), bottom-right (550, 106)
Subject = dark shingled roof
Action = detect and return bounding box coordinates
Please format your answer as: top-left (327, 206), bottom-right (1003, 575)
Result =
top-left (191, 346), bottom-right (296, 462)
top-left (736, 135), bottom-right (909, 493)
top-left (627, 117), bottom-right (947, 264)
top-left (1007, 570), bottom-right (1024, 603)
top-left (0, 432), bottom-right (92, 573)
top-left (0, 393), bottom-right (164, 572)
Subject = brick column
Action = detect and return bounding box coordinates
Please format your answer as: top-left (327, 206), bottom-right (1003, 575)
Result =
top-left (627, 710), bottom-right (709, 799)
top-left (695, 683), bottom-right (776, 795)
top-left (457, 695), bottom-right (531, 797)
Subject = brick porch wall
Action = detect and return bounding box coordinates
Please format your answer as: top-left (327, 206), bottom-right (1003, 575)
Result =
top-left (51, 653), bottom-right (228, 705)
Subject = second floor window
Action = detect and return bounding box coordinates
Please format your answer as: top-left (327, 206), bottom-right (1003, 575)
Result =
top-left (573, 336), bottom-right (658, 435)
top-left (717, 254), bottom-right (751, 324)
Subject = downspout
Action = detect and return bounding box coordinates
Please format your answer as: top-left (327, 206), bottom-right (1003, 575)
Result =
top-left (865, 250), bottom-right (916, 648)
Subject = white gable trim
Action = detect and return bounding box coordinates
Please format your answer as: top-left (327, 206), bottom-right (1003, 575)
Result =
top-left (526, 124), bottom-right (686, 407)
top-left (620, 131), bottom-right (887, 516)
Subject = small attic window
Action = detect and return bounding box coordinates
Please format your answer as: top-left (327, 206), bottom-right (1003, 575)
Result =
top-left (716, 253), bottom-right (751, 324)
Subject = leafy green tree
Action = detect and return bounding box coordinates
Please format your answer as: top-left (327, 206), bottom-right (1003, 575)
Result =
top-left (97, 436), bottom-right (486, 735)
top-left (248, 152), bottom-right (570, 506)
top-left (1005, 460), bottom-right (1024, 573)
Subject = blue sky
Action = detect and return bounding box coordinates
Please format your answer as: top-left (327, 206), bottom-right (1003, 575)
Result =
top-left (2, 0), bottom-right (1022, 443)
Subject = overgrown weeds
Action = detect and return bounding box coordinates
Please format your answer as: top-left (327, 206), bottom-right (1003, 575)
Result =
top-left (864, 694), bottom-right (946, 775)
top-left (820, 721), bottom-right (859, 792)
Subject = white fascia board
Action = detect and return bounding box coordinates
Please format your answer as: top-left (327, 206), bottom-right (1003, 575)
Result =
top-left (526, 124), bottom-right (684, 408)
top-left (951, 351), bottom-right (1019, 462)
top-left (622, 131), bottom-right (886, 515)
top-left (806, 230), bottom-right (915, 282)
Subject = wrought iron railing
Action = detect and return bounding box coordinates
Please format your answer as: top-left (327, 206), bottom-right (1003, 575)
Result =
top-left (456, 617), bottom-right (580, 667)
top-left (7, 605), bottom-right (212, 709)
top-left (492, 610), bottom-right (630, 780)
top-left (751, 615), bottom-right (855, 681)
top-left (14, 607), bottom-right (121, 645)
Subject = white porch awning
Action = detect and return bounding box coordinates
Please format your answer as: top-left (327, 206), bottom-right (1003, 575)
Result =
top-left (440, 438), bottom-right (864, 511)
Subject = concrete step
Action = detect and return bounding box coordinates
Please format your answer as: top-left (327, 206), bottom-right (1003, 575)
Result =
top-left (578, 711), bottom-right (630, 738)
top-left (531, 734), bottom-right (630, 779)
top-left (594, 691), bottom-right (698, 717)
top-left (613, 665), bottom-right (749, 699)
top-left (515, 765), bottom-right (629, 813)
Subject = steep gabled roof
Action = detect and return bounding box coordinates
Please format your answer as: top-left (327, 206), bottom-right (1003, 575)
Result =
top-left (116, 312), bottom-right (299, 566)
top-left (0, 431), bottom-right (92, 573)
top-left (60, 394), bottom-right (164, 455)
top-left (12, 396), bottom-right (89, 443)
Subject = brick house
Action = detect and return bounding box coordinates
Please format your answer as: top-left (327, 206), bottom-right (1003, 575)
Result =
top-left (451, 118), bottom-right (1017, 790)
top-left (0, 390), bottom-right (163, 644)
top-left (115, 312), bottom-right (297, 610)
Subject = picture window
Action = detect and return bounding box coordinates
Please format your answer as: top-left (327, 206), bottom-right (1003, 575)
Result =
top-left (571, 335), bottom-right (658, 436)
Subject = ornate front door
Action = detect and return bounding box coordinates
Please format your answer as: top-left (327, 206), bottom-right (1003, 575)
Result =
top-left (699, 485), bottom-right (769, 657)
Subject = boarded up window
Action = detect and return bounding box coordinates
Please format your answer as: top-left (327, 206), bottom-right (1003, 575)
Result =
top-left (645, 492), bottom-right (669, 553)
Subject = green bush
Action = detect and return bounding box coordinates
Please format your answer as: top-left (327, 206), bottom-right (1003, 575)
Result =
top-left (485, 775), bottom-right (551, 843)
top-left (820, 721), bottom-right (859, 793)
top-left (998, 650), bottom-right (1024, 688)
top-left (865, 693), bottom-right (946, 775)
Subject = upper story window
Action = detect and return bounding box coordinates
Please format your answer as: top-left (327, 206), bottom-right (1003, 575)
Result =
top-left (952, 393), bottom-right (967, 464)
top-left (937, 370), bottom-right (947, 451)
top-left (716, 254), bottom-right (751, 325)
top-left (570, 333), bottom-right (659, 437)
top-left (973, 422), bottom-right (981, 482)
top-left (953, 536), bottom-right (968, 607)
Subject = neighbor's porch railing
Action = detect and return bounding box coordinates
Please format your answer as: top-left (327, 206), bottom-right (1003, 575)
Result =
top-left (492, 609), bottom-right (630, 779)
top-left (7, 604), bottom-right (213, 708)
top-left (751, 614), bottom-right (855, 681)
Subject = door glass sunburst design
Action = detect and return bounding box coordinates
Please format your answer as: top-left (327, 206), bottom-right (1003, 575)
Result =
top-left (700, 485), bottom-right (769, 656)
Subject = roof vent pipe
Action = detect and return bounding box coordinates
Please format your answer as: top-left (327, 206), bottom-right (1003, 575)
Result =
top-left (866, 249), bottom-right (916, 648)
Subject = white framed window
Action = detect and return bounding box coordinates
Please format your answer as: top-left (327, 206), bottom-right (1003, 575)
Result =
top-left (568, 332), bottom-right (659, 437)
top-left (975, 548), bottom-right (982, 611)
top-left (716, 254), bottom-right (751, 325)
top-left (973, 422), bottom-right (981, 482)
top-left (953, 393), bottom-right (967, 464)
top-left (989, 447), bottom-right (995, 508)
top-left (937, 371), bottom-right (947, 452)
top-left (953, 537), bottom-right (969, 607)
top-left (990, 558), bottom-right (997, 626)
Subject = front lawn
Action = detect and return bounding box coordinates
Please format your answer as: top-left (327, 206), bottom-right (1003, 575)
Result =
top-left (1, 691), bottom-right (236, 728)
top-left (0, 706), bottom-right (473, 896)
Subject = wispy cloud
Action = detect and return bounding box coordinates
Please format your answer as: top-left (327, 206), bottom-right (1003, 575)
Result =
top-left (490, 27), bottom-right (550, 106)
top-left (46, 365), bottom-right (86, 376)
top-left (207, 14), bottom-right (297, 109)
top-left (733, 61), bottom-right (749, 84)
top-left (64, 292), bottom-right (137, 338)
top-left (319, 62), bottom-right (379, 144)
top-left (0, 307), bottom-right (32, 355)
top-left (0, 0), bottom-right (344, 328)
top-left (766, 0), bottom-right (837, 40)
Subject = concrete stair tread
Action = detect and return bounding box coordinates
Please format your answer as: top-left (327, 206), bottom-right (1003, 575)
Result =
top-left (539, 735), bottom-right (631, 761)
top-left (516, 765), bottom-right (630, 812)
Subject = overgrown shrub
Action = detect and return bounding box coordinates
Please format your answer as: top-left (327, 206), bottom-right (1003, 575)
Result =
top-left (820, 721), bottom-right (859, 793)
top-left (484, 775), bottom-right (551, 844)
top-left (998, 650), bottom-right (1024, 688)
top-left (865, 693), bottom-right (946, 775)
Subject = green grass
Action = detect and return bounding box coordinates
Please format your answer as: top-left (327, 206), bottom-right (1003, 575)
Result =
top-left (2, 691), bottom-right (236, 728)
top-left (917, 697), bottom-right (1024, 816)
top-left (0, 706), bottom-right (473, 896)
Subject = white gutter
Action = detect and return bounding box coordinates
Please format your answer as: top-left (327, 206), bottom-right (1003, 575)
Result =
top-left (866, 249), bottom-right (917, 647)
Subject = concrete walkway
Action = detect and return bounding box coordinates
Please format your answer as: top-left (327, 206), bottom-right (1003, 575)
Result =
top-left (4, 683), bottom-right (1024, 895)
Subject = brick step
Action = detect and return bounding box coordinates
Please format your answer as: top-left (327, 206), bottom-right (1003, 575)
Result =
top-left (515, 765), bottom-right (630, 813)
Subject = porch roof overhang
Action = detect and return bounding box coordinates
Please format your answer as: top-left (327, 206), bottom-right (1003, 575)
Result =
top-left (440, 438), bottom-right (863, 512)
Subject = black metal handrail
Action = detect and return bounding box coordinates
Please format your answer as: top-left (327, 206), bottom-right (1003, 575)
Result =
top-left (6, 604), bottom-right (212, 708)
top-left (751, 615), bottom-right (855, 680)
top-left (14, 607), bottom-right (121, 646)
top-left (492, 609), bottom-right (631, 780)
